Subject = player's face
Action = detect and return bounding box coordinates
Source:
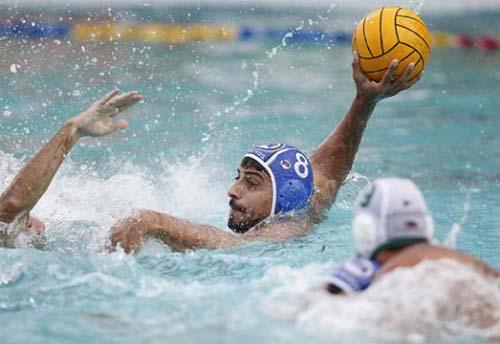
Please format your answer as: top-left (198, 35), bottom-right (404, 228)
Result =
top-left (227, 162), bottom-right (273, 233)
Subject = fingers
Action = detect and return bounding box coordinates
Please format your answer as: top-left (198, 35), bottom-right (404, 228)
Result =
top-left (108, 226), bottom-right (137, 254)
top-left (96, 88), bottom-right (120, 106)
top-left (412, 70), bottom-right (424, 84)
top-left (380, 59), bottom-right (399, 86)
top-left (111, 119), bottom-right (129, 132)
top-left (109, 225), bottom-right (125, 252)
top-left (77, 90), bottom-right (140, 137)
top-left (106, 91), bottom-right (143, 115)
top-left (351, 51), bottom-right (366, 83)
top-left (390, 64), bottom-right (419, 93)
top-left (401, 70), bottom-right (423, 91)
top-left (108, 229), bottom-right (120, 252)
top-left (398, 62), bottom-right (415, 85)
top-left (95, 89), bottom-right (142, 112)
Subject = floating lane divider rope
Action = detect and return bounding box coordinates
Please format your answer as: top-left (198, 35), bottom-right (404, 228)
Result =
top-left (0, 23), bottom-right (70, 39)
top-left (72, 23), bottom-right (237, 43)
top-left (1, 22), bottom-right (500, 51)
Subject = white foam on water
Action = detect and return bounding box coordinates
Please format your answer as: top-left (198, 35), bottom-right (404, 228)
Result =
top-left (0, 150), bottom-right (229, 253)
top-left (39, 271), bottom-right (132, 293)
top-left (0, 261), bottom-right (24, 286)
top-left (263, 259), bottom-right (500, 342)
top-left (0, 152), bottom-right (24, 190)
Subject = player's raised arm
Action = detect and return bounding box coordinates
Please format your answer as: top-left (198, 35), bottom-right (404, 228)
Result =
top-left (0, 90), bottom-right (142, 235)
top-left (309, 53), bottom-right (421, 218)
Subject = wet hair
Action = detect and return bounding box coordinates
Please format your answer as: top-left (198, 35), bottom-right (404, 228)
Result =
top-left (326, 283), bottom-right (344, 295)
top-left (240, 157), bottom-right (269, 176)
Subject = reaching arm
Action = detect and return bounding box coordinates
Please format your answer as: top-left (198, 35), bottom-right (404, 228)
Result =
top-left (0, 89), bottom-right (142, 229)
top-left (0, 122), bottom-right (80, 224)
top-left (110, 210), bottom-right (242, 252)
top-left (309, 54), bottom-right (421, 216)
top-left (110, 210), bottom-right (311, 253)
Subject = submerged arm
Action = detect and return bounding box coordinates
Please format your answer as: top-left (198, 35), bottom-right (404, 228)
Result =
top-left (309, 54), bottom-right (420, 216)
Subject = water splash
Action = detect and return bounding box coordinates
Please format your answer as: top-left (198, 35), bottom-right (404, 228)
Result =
top-left (0, 152), bottom-right (229, 254)
top-left (265, 23), bottom-right (304, 60)
top-left (444, 188), bottom-right (480, 248)
top-left (204, 62), bottom-right (263, 142)
top-left (204, 1), bottom-right (343, 142)
top-left (266, 259), bottom-right (500, 342)
top-left (409, 0), bottom-right (426, 14)
top-left (334, 171), bottom-right (371, 211)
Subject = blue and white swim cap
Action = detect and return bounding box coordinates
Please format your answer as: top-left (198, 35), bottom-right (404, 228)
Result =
top-left (244, 144), bottom-right (314, 215)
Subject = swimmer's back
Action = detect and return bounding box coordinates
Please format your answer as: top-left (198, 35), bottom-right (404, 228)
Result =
top-left (377, 243), bottom-right (500, 279)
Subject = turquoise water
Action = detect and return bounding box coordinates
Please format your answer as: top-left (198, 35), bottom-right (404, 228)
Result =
top-left (0, 5), bottom-right (500, 343)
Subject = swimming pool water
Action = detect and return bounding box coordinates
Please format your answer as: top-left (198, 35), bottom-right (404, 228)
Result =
top-left (0, 4), bottom-right (499, 343)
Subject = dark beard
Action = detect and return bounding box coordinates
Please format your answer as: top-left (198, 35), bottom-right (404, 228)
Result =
top-left (227, 216), bottom-right (263, 234)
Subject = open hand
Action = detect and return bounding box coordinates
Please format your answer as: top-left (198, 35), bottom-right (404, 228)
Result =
top-left (70, 89), bottom-right (142, 137)
top-left (352, 51), bottom-right (422, 104)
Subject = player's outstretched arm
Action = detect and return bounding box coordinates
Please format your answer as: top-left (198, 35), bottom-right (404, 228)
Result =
top-left (109, 210), bottom-right (310, 253)
top-left (309, 53), bottom-right (421, 217)
top-left (0, 90), bottom-right (142, 229)
top-left (109, 210), bottom-right (244, 253)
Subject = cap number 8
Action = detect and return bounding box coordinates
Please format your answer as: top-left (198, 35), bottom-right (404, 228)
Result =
top-left (294, 153), bottom-right (309, 179)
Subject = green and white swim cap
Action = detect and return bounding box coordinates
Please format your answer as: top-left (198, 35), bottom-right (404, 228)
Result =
top-left (353, 177), bottom-right (434, 259)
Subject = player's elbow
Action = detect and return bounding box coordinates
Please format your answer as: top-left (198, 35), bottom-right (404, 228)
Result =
top-left (0, 196), bottom-right (24, 223)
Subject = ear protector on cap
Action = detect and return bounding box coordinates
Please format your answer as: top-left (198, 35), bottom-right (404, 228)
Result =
top-left (352, 212), bottom-right (377, 258)
top-left (352, 178), bottom-right (434, 258)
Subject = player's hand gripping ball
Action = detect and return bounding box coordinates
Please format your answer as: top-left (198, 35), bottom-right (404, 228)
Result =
top-left (353, 7), bottom-right (431, 81)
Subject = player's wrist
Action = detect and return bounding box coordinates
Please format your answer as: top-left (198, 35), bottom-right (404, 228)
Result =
top-left (354, 92), bottom-right (379, 108)
top-left (65, 115), bottom-right (87, 139)
top-left (346, 93), bottom-right (377, 124)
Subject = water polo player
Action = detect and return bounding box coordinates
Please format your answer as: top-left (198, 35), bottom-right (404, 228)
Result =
top-left (325, 177), bottom-right (499, 296)
top-left (110, 54), bottom-right (421, 253)
top-left (0, 90), bottom-right (142, 246)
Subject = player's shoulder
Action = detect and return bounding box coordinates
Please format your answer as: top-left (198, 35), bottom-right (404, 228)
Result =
top-left (380, 244), bottom-right (473, 274)
top-left (404, 243), bottom-right (465, 259)
top-left (244, 218), bottom-right (313, 241)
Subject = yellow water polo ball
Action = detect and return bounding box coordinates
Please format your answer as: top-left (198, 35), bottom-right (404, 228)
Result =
top-left (352, 7), bottom-right (431, 82)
